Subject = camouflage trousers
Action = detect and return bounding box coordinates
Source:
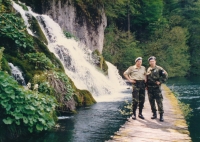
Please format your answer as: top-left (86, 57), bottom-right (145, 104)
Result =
top-left (132, 86), bottom-right (145, 113)
top-left (147, 86), bottom-right (164, 114)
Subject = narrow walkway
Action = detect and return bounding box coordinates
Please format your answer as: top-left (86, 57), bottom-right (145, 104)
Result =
top-left (107, 85), bottom-right (191, 142)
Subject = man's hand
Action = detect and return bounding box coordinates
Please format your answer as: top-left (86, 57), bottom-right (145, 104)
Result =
top-left (156, 81), bottom-right (161, 85)
top-left (129, 80), bottom-right (136, 84)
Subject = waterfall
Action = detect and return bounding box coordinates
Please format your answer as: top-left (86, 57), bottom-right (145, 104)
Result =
top-left (8, 63), bottom-right (26, 86)
top-left (12, 2), bottom-right (34, 36)
top-left (12, 1), bottom-right (129, 102)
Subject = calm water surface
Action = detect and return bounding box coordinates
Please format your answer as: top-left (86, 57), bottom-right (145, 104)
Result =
top-left (167, 76), bottom-right (200, 142)
top-left (15, 90), bottom-right (132, 142)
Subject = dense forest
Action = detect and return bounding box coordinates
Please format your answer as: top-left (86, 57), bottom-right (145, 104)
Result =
top-left (102, 0), bottom-right (200, 77)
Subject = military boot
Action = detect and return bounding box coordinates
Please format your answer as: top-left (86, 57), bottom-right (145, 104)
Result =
top-left (138, 109), bottom-right (145, 119)
top-left (160, 113), bottom-right (164, 122)
top-left (132, 111), bottom-right (136, 120)
top-left (151, 112), bottom-right (157, 119)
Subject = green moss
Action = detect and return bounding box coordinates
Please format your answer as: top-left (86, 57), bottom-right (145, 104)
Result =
top-left (78, 89), bottom-right (96, 106)
top-left (163, 85), bottom-right (190, 134)
top-left (29, 16), bottom-right (48, 44)
top-left (1, 57), bottom-right (11, 74)
top-left (69, 78), bottom-right (96, 106)
top-left (73, 93), bottom-right (83, 106)
top-left (4, 54), bottom-right (43, 82)
top-left (102, 57), bottom-right (108, 74)
top-left (33, 37), bottom-right (64, 72)
top-left (92, 49), bottom-right (108, 74)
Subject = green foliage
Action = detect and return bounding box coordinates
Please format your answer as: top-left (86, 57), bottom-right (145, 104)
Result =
top-left (103, 25), bottom-right (142, 76)
top-left (0, 0), bottom-right (12, 13)
top-left (76, 89), bottom-right (96, 106)
top-left (104, 0), bottom-right (127, 20)
top-left (0, 71), bottom-right (57, 140)
top-left (38, 82), bottom-right (54, 95)
top-left (63, 31), bottom-right (78, 41)
top-left (0, 47), bottom-right (4, 70)
top-left (0, 13), bottom-right (34, 50)
top-left (173, 92), bottom-right (193, 121)
top-left (4, 53), bottom-right (42, 83)
top-left (119, 100), bottom-right (132, 116)
top-left (132, 0), bottom-right (164, 32)
top-left (142, 26), bottom-right (190, 77)
top-left (103, 0), bottom-right (200, 77)
top-left (1, 57), bottom-right (11, 74)
top-left (181, 1), bottom-right (200, 75)
top-left (32, 71), bottom-right (75, 102)
top-left (32, 37), bottom-right (64, 72)
top-left (55, 72), bottom-right (75, 101)
top-left (25, 52), bottom-right (55, 70)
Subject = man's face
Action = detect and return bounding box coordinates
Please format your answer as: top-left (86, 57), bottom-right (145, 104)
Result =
top-left (149, 59), bottom-right (156, 66)
top-left (136, 60), bottom-right (142, 67)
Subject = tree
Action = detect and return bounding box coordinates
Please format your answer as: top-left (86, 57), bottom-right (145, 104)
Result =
top-left (143, 26), bottom-right (190, 77)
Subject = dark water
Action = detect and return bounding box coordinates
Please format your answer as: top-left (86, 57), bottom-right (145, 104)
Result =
top-left (166, 76), bottom-right (200, 142)
top-left (17, 90), bottom-right (132, 142)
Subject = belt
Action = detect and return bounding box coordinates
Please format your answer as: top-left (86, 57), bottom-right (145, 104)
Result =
top-left (134, 80), bottom-right (145, 88)
top-left (135, 80), bottom-right (145, 82)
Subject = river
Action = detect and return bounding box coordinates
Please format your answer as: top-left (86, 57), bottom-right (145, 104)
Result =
top-left (167, 76), bottom-right (200, 142)
top-left (9, 76), bottom-right (200, 142)
top-left (11, 89), bottom-right (132, 142)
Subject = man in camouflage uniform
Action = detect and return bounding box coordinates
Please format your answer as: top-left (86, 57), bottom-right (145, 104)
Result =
top-left (123, 57), bottom-right (146, 120)
top-left (146, 56), bottom-right (168, 122)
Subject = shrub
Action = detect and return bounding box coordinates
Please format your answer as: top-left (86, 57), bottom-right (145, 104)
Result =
top-left (0, 71), bottom-right (57, 140)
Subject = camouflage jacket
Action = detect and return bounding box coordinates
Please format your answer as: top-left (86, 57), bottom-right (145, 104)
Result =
top-left (146, 65), bottom-right (168, 87)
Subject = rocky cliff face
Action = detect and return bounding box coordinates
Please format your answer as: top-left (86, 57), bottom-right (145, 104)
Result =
top-left (35, 0), bottom-right (107, 53)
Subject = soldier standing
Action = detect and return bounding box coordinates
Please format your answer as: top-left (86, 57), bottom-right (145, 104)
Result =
top-left (123, 57), bottom-right (146, 120)
top-left (146, 56), bottom-right (168, 122)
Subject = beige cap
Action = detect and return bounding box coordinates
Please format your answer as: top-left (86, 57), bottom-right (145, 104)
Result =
top-left (135, 57), bottom-right (142, 62)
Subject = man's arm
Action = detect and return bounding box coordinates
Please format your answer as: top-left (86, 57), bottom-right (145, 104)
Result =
top-left (123, 71), bottom-right (136, 84)
top-left (158, 68), bottom-right (168, 84)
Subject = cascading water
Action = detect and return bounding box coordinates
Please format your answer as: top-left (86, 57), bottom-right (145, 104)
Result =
top-left (12, 1), bottom-right (129, 102)
top-left (12, 2), bottom-right (34, 36)
top-left (8, 63), bottom-right (26, 86)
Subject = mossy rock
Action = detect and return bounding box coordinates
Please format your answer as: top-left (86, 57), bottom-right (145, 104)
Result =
top-left (92, 49), bottom-right (108, 74)
top-left (29, 16), bottom-right (48, 44)
top-left (73, 93), bottom-right (83, 106)
top-left (70, 77), bottom-right (96, 106)
top-left (33, 37), bottom-right (64, 72)
top-left (77, 89), bottom-right (96, 106)
top-left (102, 56), bottom-right (108, 74)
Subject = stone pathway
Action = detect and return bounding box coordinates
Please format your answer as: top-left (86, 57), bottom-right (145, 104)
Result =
top-left (107, 85), bottom-right (191, 142)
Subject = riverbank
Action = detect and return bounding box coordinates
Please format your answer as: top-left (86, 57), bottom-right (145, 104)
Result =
top-left (107, 84), bottom-right (191, 142)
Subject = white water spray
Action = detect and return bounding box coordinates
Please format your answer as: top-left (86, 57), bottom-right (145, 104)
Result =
top-left (8, 63), bottom-right (26, 86)
top-left (13, 2), bottom-right (130, 102)
top-left (12, 2), bottom-right (34, 36)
